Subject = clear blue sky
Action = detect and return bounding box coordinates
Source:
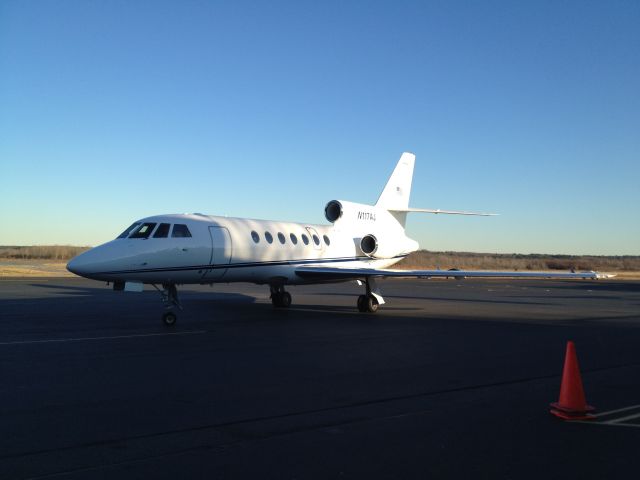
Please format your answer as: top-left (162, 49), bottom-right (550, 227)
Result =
top-left (1, 0), bottom-right (638, 254)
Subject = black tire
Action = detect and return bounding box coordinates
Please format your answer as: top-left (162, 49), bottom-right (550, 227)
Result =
top-left (357, 294), bottom-right (368, 312)
top-left (280, 292), bottom-right (292, 308)
top-left (272, 292), bottom-right (291, 308)
top-left (366, 295), bottom-right (379, 313)
top-left (162, 311), bottom-right (177, 326)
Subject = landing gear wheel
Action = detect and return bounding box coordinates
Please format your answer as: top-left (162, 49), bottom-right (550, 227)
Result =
top-left (280, 291), bottom-right (292, 308)
top-left (271, 291), bottom-right (292, 308)
top-left (162, 311), bottom-right (177, 326)
top-left (366, 295), bottom-right (379, 313)
top-left (270, 285), bottom-right (292, 308)
top-left (357, 294), bottom-right (378, 313)
top-left (357, 294), bottom-right (368, 312)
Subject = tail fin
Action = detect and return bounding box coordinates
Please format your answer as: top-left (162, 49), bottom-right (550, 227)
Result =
top-left (376, 152), bottom-right (415, 210)
top-left (376, 152), bottom-right (415, 227)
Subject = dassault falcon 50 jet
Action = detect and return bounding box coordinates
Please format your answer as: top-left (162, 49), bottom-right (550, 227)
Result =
top-left (67, 152), bottom-right (608, 325)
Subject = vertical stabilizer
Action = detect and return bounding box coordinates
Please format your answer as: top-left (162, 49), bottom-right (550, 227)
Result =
top-left (375, 152), bottom-right (415, 227)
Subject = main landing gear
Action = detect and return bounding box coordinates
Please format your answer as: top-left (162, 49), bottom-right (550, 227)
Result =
top-left (356, 277), bottom-right (384, 313)
top-left (152, 283), bottom-right (182, 326)
top-left (270, 285), bottom-right (292, 308)
top-left (357, 294), bottom-right (379, 313)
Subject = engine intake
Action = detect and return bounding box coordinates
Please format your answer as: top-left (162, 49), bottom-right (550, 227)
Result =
top-left (360, 234), bottom-right (378, 257)
top-left (324, 200), bottom-right (343, 223)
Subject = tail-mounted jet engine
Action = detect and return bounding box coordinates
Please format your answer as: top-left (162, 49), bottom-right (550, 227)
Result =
top-left (360, 234), bottom-right (378, 257)
top-left (324, 200), bottom-right (343, 223)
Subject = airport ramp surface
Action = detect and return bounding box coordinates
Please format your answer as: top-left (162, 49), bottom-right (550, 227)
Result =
top-left (1, 278), bottom-right (639, 479)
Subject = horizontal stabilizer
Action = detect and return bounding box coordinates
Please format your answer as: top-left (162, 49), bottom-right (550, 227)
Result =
top-left (390, 208), bottom-right (498, 216)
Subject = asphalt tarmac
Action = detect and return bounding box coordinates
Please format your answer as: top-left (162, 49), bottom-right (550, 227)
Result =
top-left (1, 277), bottom-right (640, 479)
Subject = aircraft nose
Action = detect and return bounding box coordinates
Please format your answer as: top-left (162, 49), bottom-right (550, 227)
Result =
top-left (66, 242), bottom-right (127, 280)
top-left (67, 247), bottom-right (104, 278)
top-left (67, 255), bottom-right (91, 276)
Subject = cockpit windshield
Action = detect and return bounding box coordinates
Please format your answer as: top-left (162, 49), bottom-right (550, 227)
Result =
top-left (153, 223), bottom-right (171, 238)
top-left (117, 222), bottom-right (141, 239)
top-left (116, 221), bottom-right (190, 239)
top-left (129, 223), bottom-right (157, 239)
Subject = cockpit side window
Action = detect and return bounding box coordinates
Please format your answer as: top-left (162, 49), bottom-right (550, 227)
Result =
top-left (129, 222), bottom-right (157, 239)
top-left (153, 223), bottom-right (171, 238)
top-left (117, 222), bottom-right (141, 239)
top-left (172, 224), bottom-right (192, 238)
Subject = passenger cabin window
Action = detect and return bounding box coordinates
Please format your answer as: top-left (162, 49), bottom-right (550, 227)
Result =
top-left (278, 232), bottom-right (286, 244)
top-left (312, 234), bottom-right (320, 246)
top-left (265, 232), bottom-right (273, 244)
top-left (172, 224), bottom-right (192, 238)
top-left (301, 234), bottom-right (309, 245)
top-left (130, 223), bottom-right (157, 239)
top-left (290, 233), bottom-right (298, 245)
top-left (251, 231), bottom-right (260, 243)
top-left (117, 222), bottom-right (140, 239)
top-left (323, 235), bottom-right (331, 246)
top-left (153, 223), bottom-right (171, 238)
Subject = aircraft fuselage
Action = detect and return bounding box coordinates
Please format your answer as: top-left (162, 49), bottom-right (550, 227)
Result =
top-left (67, 213), bottom-right (409, 286)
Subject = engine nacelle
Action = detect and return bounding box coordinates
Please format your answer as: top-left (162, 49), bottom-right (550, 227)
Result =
top-left (360, 234), bottom-right (379, 256)
top-left (359, 233), bottom-right (406, 259)
top-left (324, 200), bottom-right (343, 223)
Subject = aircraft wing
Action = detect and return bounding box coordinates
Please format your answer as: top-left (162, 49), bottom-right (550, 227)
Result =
top-left (295, 266), bottom-right (614, 281)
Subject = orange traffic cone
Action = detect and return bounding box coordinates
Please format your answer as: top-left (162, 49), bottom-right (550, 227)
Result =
top-left (550, 341), bottom-right (595, 420)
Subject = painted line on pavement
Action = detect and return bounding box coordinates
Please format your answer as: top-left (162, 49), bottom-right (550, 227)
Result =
top-left (0, 330), bottom-right (207, 346)
top-left (594, 404), bottom-right (640, 418)
top-left (605, 411), bottom-right (640, 424)
top-left (575, 404), bottom-right (640, 428)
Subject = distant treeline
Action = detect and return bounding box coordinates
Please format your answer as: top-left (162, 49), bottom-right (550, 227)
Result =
top-left (0, 246), bottom-right (90, 260)
top-left (397, 250), bottom-right (640, 272)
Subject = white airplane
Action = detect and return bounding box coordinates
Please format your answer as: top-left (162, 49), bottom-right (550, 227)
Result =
top-left (67, 152), bottom-right (607, 326)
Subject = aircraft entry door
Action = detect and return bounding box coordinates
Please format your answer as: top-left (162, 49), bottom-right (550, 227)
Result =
top-left (204, 226), bottom-right (232, 281)
top-left (305, 227), bottom-right (323, 251)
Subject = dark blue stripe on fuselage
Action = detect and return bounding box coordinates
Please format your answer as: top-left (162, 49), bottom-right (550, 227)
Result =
top-left (94, 255), bottom-right (408, 276)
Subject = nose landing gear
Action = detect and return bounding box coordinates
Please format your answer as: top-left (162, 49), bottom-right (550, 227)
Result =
top-left (153, 283), bottom-right (182, 326)
top-left (161, 310), bottom-right (177, 326)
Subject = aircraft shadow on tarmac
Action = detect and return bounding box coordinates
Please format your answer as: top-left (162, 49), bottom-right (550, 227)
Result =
top-left (15, 284), bottom-right (541, 317)
top-left (29, 282), bottom-right (112, 296)
top-left (25, 282), bottom-right (257, 305)
top-left (7, 282), bottom-right (414, 322)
